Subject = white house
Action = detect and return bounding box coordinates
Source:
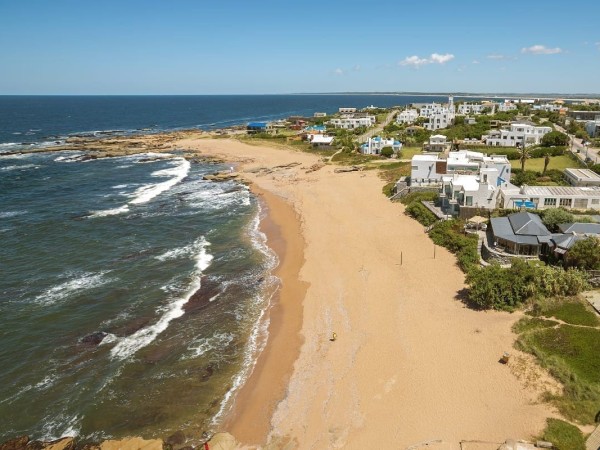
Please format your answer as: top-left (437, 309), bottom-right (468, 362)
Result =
top-left (360, 136), bottom-right (402, 155)
top-left (328, 116), bottom-right (375, 129)
top-left (339, 107), bottom-right (357, 114)
top-left (563, 168), bottom-right (600, 187)
top-left (424, 134), bottom-right (449, 152)
top-left (585, 120), bottom-right (600, 138)
top-left (409, 150), bottom-right (511, 189)
top-left (396, 109), bottom-right (419, 124)
top-left (485, 122), bottom-right (552, 147)
top-left (439, 173), bottom-right (500, 213)
top-left (457, 102), bottom-right (495, 115)
top-left (499, 185), bottom-right (600, 211)
top-left (532, 103), bottom-right (563, 112)
top-left (497, 102), bottom-right (518, 112)
top-left (419, 97), bottom-right (456, 131)
top-left (309, 134), bottom-right (335, 148)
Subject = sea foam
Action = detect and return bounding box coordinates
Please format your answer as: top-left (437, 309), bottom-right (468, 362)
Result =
top-left (110, 237), bottom-right (213, 360)
top-left (33, 271), bottom-right (112, 306)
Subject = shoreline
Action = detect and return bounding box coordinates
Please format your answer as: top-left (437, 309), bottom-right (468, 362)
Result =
top-left (221, 185), bottom-right (307, 445)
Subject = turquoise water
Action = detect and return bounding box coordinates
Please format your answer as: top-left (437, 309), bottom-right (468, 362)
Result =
top-left (0, 151), bottom-right (277, 441)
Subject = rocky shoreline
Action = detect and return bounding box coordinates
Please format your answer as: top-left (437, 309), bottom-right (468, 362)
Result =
top-left (0, 433), bottom-right (240, 450)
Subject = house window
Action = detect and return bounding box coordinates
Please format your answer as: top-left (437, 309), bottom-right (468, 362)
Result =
top-left (544, 198), bottom-right (557, 206)
top-left (559, 198), bottom-right (572, 208)
top-left (574, 198), bottom-right (588, 209)
top-left (466, 196), bottom-right (473, 206)
top-left (592, 199), bottom-right (600, 205)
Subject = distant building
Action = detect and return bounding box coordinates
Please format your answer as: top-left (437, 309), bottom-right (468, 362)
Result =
top-left (569, 110), bottom-right (600, 122)
top-left (338, 107), bottom-right (357, 114)
top-left (313, 112), bottom-right (327, 118)
top-left (485, 122), bottom-right (552, 147)
top-left (497, 102), bottom-right (518, 112)
top-left (309, 134), bottom-right (335, 149)
top-left (328, 116), bottom-right (375, 129)
top-left (564, 168), bottom-right (600, 187)
top-left (424, 134), bottom-right (449, 153)
top-left (247, 122), bottom-right (273, 133)
top-left (458, 102), bottom-right (494, 115)
top-left (396, 109), bottom-right (419, 124)
top-left (585, 120), bottom-right (600, 137)
top-left (532, 103), bottom-right (564, 112)
top-left (419, 97), bottom-right (456, 131)
top-left (360, 136), bottom-right (401, 155)
top-left (464, 116), bottom-right (477, 125)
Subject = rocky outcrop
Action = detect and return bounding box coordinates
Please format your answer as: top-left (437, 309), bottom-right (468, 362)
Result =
top-left (203, 172), bottom-right (239, 182)
top-left (98, 438), bottom-right (163, 450)
top-left (0, 436), bottom-right (29, 450)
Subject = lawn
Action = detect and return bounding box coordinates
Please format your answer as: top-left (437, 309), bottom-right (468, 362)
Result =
top-left (398, 147), bottom-right (423, 160)
top-left (539, 418), bottom-right (586, 450)
top-left (515, 297), bottom-right (600, 424)
top-left (512, 155), bottom-right (582, 172)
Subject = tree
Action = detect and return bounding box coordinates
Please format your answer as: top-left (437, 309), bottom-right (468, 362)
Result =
top-left (518, 144), bottom-right (531, 171)
top-left (542, 153), bottom-right (551, 176)
top-left (542, 208), bottom-right (574, 232)
top-left (541, 130), bottom-right (569, 147)
top-left (565, 237), bottom-right (600, 270)
top-left (380, 146), bottom-right (393, 158)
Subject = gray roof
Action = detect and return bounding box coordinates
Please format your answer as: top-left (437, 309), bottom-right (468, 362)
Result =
top-left (551, 233), bottom-right (586, 251)
top-left (558, 223), bottom-right (600, 235)
top-left (508, 212), bottom-right (551, 236)
top-left (490, 217), bottom-right (540, 245)
top-left (522, 185), bottom-right (600, 197)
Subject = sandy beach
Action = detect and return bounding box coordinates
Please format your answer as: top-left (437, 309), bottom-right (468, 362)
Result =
top-left (168, 137), bottom-right (559, 449)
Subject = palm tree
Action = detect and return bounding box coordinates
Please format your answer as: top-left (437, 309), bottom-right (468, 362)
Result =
top-left (542, 153), bottom-right (551, 176)
top-left (518, 142), bottom-right (530, 172)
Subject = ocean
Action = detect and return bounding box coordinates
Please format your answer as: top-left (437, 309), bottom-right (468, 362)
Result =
top-left (0, 94), bottom-right (452, 442)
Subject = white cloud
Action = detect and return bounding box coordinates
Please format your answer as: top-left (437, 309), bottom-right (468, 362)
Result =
top-left (521, 44), bottom-right (563, 55)
top-left (333, 68), bottom-right (344, 75)
top-left (487, 53), bottom-right (507, 60)
top-left (595, 42), bottom-right (600, 49)
top-left (472, 60), bottom-right (480, 64)
top-left (399, 53), bottom-right (454, 68)
top-left (352, 64), bottom-right (361, 71)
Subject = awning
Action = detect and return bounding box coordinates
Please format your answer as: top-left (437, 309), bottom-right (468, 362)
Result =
top-left (468, 216), bottom-right (488, 224)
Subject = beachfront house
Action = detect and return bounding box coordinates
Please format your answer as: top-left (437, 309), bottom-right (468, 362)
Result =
top-left (484, 122), bottom-right (552, 147)
top-left (328, 116), bottom-right (375, 129)
top-left (360, 136), bottom-right (401, 155)
top-left (309, 134), bottom-right (335, 149)
top-left (499, 185), bottom-right (600, 211)
top-left (423, 134), bottom-right (449, 153)
top-left (313, 112), bottom-right (327, 118)
top-left (339, 107), bottom-right (357, 114)
top-left (396, 109), bottom-right (419, 124)
top-left (247, 122), bottom-right (274, 134)
top-left (488, 212), bottom-right (551, 256)
top-left (564, 168), bottom-right (600, 187)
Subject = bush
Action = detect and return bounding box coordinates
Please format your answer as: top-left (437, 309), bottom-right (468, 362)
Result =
top-left (429, 220), bottom-right (479, 272)
top-left (542, 208), bottom-right (574, 232)
top-left (465, 259), bottom-right (589, 311)
top-left (529, 146), bottom-right (566, 158)
top-left (565, 236), bottom-right (600, 270)
top-left (400, 190), bottom-right (438, 206)
top-left (405, 201), bottom-right (437, 226)
top-left (380, 146), bottom-right (393, 158)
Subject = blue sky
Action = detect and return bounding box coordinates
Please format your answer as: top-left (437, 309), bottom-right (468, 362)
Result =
top-left (0, 0), bottom-right (599, 94)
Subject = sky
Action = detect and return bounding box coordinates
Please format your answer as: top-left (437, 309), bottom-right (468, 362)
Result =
top-left (0, 0), bottom-right (599, 95)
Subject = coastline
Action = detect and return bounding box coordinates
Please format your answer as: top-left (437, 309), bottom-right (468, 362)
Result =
top-left (1, 135), bottom-right (562, 448)
top-left (222, 185), bottom-right (307, 445)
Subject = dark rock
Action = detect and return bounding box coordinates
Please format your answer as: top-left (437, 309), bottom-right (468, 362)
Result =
top-left (165, 432), bottom-right (186, 446)
top-left (200, 363), bottom-right (216, 382)
top-left (110, 317), bottom-right (152, 337)
top-left (80, 331), bottom-right (108, 346)
top-left (0, 435), bottom-right (29, 450)
top-left (183, 277), bottom-right (221, 313)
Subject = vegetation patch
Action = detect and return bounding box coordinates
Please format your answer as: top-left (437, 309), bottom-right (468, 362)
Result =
top-left (512, 316), bottom-right (559, 334)
top-left (538, 418), bottom-right (586, 450)
top-left (532, 297), bottom-right (600, 327)
top-left (428, 219), bottom-right (480, 272)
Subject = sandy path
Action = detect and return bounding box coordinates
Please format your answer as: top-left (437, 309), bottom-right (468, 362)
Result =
top-left (174, 138), bottom-right (555, 449)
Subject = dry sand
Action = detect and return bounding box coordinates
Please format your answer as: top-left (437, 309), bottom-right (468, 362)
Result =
top-left (173, 137), bottom-right (557, 449)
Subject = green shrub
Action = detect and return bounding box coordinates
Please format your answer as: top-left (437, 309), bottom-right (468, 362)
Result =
top-left (400, 191), bottom-right (438, 205)
top-left (542, 208), bottom-right (575, 232)
top-left (380, 146), bottom-right (393, 158)
top-left (405, 201), bottom-right (437, 226)
top-left (429, 220), bottom-right (479, 272)
top-left (530, 146), bottom-right (566, 158)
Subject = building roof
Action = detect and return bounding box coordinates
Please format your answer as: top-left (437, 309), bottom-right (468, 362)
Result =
top-left (490, 212), bottom-right (551, 246)
top-left (558, 222), bottom-right (600, 234)
top-left (508, 211), bottom-right (551, 236)
top-left (310, 135), bottom-right (334, 144)
top-left (522, 185), bottom-right (600, 197)
top-left (247, 122), bottom-right (268, 127)
top-left (413, 154), bottom-right (438, 162)
top-left (564, 168), bottom-right (600, 182)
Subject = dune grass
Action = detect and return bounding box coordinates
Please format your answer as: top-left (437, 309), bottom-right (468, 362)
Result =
top-left (538, 418), bottom-right (586, 450)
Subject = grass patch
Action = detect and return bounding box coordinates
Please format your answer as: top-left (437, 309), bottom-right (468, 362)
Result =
top-left (516, 324), bottom-right (600, 423)
top-left (512, 316), bottom-right (559, 334)
top-left (538, 418), bottom-right (586, 450)
top-left (513, 155), bottom-right (583, 172)
top-left (398, 147), bottom-right (423, 159)
top-left (534, 298), bottom-right (600, 327)
top-left (331, 151), bottom-right (376, 165)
